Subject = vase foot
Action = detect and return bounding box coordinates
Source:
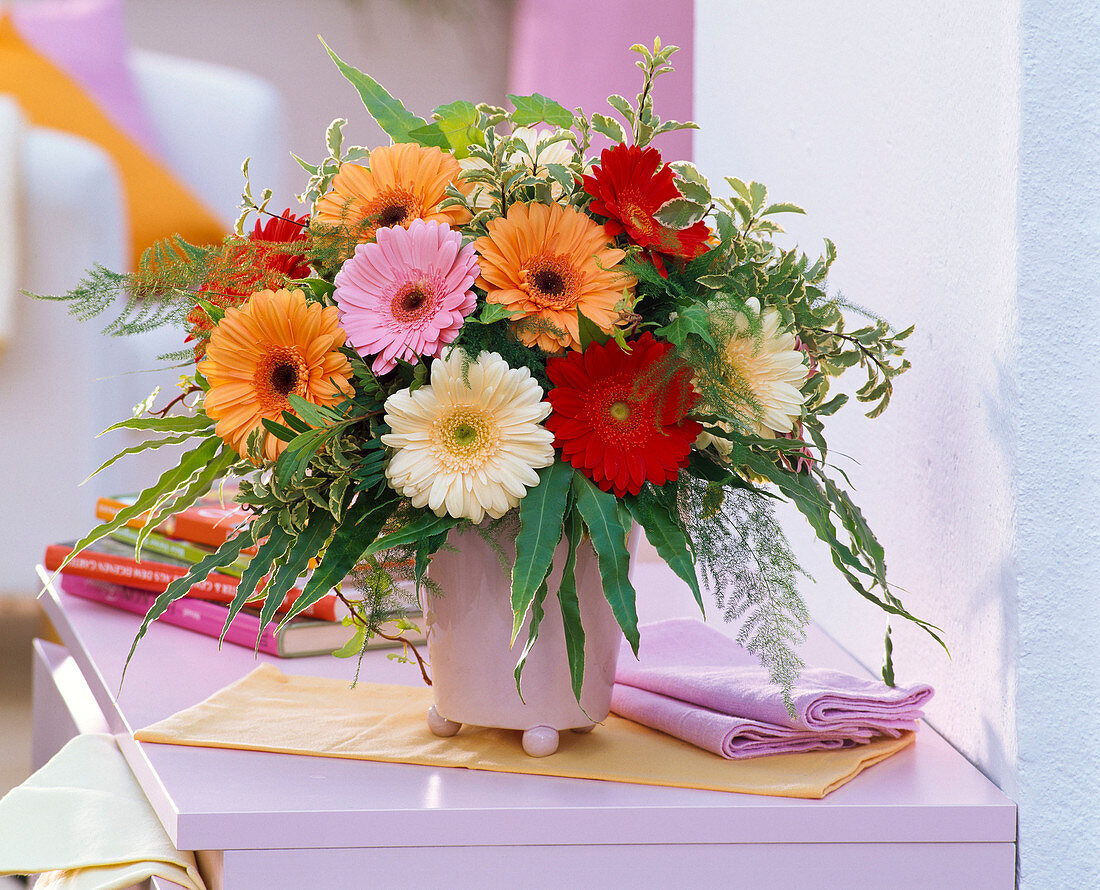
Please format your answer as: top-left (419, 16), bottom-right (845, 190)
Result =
top-left (571, 724), bottom-right (596, 734)
top-left (522, 726), bottom-right (560, 757)
top-left (427, 706), bottom-right (461, 738)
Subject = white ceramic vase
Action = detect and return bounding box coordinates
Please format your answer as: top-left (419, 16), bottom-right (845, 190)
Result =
top-left (422, 521), bottom-right (632, 757)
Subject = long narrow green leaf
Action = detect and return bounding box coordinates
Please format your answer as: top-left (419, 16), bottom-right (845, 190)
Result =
top-left (100, 415), bottom-right (213, 435)
top-left (212, 525), bottom-right (295, 649)
top-left (363, 511), bottom-right (457, 557)
top-left (120, 529), bottom-right (257, 684)
top-left (321, 38), bottom-right (428, 143)
top-left (279, 492), bottom-right (399, 625)
top-left (625, 488), bottom-right (704, 616)
top-left (258, 510), bottom-right (336, 636)
top-left (82, 431), bottom-right (205, 484)
top-left (511, 580), bottom-right (548, 703)
top-left (556, 505), bottom-right (586, 702)
top-left (573, 475), bottom-right (639, 654)
top-left (64, 436), bottom-right (223, 570)
top-left (510, 460), bottom-right (574, 641)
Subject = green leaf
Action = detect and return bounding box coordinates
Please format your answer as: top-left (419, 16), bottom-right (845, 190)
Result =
top-left (748, 181), bottom-right (768, 213)
top-left (590, 113), bottom-right (626, 144)
top-left (512, 579), bottom-right (549, 702)
top-left (507, 93), bottom-right (574, 128)
top-left (321, 37), bottom-right (428, 143)
top-left (82, 431), bottom-right (205, 484)
top-left (364, 511), bottom-right (458, 558)
top-left (762, 202), bottom-right (805, 217)
top-left (428, 99), bottom-right (481, 157)
top-left (624, 489), bottom-right (703, 615)
top-left (669, 161), bottom-right (711, 204)
top-left (333, 624), bottom-right (366, 658)
top-left (100, 415), bottom-right (213, 436)
top-left (281, 492), bottom-right (400, 624)
top-left (262, 418), bottom-right (299, 444)
top-left (654, 303), bottom-right (715, 348)
top-left (572, 475), bottom-right (639, 654)
top-left (120, 528), bottom-right (257, 684)
top-left (511, 460), bottom-right (575, 640)
top-left (606, 94), bottom-right (635, 124)
top-left (477, 302), bottom-right (521, 325)
top-left (556, 506), bottom-right (586, 702)
top-left (258, 508), bottom-right (336, 637)
top-left (653, 198), bottom-right (707, 230)
top-left (405, 122), bottom-right (451, 151)
top-left (577, 308), bottom-right (610, 349)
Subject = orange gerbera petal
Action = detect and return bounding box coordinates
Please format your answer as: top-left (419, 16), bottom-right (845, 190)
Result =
top-left (472, 201), bottom-right (636, 353)
top-left (312, 143), bottom-right (471, 245)
top-left (201, 288), bottom-right (353, 462)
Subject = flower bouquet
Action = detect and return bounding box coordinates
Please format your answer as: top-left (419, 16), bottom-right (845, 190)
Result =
top-left (43, 39), bottom-right (940, 741)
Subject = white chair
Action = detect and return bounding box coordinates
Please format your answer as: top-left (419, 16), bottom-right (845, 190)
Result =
top-left (0, 52), bottom-right (291, 596)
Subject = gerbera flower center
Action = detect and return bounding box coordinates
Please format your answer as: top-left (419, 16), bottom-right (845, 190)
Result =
top-left (520, 254), bottom-right (581, 309)
top-left (253, 346), bottom-right (308, 411)
top-left (389, 276), bottom-right (441, 324)
top-left (365, 187), bottom-right (421, 228)
top-left (430, 406), bottom-right (500, 470)
top-left (609, 400), bottom-right (631, 422)
top-left (588, 381), bottom-right (658, 448)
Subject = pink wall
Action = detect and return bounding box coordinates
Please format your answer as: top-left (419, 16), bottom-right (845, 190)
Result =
top-left (509, 0), bottom-right (694, 161)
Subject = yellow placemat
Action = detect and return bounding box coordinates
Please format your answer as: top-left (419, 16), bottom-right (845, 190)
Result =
top-left (135, 663), bottom-right (915, 800)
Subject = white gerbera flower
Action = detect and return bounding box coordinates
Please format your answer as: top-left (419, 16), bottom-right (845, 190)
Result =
top-left (698, 297), bottom-right (807, 448)
top-left (381, 350), bottom-right (556, 522)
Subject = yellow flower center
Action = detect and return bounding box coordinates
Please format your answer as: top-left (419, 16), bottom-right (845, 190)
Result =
top-left (520, 254), bottom-right (581, 309)
top-left (431, 406), bottom-right (500, 470)
top-left (609, 400), bottom-right (631, 422)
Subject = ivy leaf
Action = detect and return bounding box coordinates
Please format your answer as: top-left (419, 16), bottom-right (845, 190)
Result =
top-left (477, 302), bottom-right (521, 325)
top-left (405, 122), bottom-right (451, 151)
top-left (511, 460), bottom-right (574, 641)
top-left (654, 303), bottom-right (715, 348)
top-left (507, 92), bottom-right (574, 128)
top-left (321, 37), bottom-right (428, 143)
top-left (572, 475), bottom-right (639, 654)
top-left (654, 198), bottom-right (707, 230)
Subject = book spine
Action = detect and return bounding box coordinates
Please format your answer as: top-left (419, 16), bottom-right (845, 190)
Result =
top-left (108, 525), bottom-right (248, 578)
top-left (59, 574), bottom-right (280, 655)
top-left (95, 497), bottom-right (258, 556)
top-left (44, 543), bottom-right (337, 621)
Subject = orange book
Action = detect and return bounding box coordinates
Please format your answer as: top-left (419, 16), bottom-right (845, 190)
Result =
top-left (96, 494), bottom-right (258, 554)
top-left (44, 538), bottom-right (341, 622)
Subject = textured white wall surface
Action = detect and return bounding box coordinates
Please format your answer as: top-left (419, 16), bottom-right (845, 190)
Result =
top-left (1016, 0), bottom-right (1100, 884)
top-left (696, 2), bottom-right (1100, 885)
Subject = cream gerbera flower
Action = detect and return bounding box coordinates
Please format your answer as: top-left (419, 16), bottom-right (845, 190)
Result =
top-left (381, 350), bottom-right (555, 522)
top-left (699, 297), bottom-right (807, 445)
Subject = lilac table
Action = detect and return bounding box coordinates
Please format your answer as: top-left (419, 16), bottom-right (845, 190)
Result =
top-left (34, 564), bottom-right (1016, 889)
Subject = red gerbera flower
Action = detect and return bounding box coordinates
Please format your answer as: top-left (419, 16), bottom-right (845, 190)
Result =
top-left (186, 210), bottom-right (312, 359)
top-left (582, 143), bottom-right (710, 273)
top-left (545, 332), bottom-right (701, 497)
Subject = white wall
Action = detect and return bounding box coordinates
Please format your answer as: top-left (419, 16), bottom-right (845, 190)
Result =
top-left (696, 2), bottom-right (1100, 885)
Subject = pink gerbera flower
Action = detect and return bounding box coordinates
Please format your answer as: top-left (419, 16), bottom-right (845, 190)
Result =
top-left (334, 219), bottom-right (479, 374)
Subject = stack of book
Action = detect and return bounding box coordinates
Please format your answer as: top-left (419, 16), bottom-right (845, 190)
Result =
top-left (43, 495), bottom-right (408, 657)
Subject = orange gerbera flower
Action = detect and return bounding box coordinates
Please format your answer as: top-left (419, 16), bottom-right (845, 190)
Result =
top-left (472, 201), bottom-right (636, 352)
top-left (202, 288), bottom-right (353, 462)
top-left (313, 143), bottom-right (470, 244)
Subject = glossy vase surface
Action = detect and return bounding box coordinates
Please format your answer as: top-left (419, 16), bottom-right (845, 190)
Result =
top-left (423, 522), bottom-right (630, 750)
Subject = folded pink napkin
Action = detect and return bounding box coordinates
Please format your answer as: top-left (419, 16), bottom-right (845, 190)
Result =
top-left (611, 618), bottom-right (934, 760)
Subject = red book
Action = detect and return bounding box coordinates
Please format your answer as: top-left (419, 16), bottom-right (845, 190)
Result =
top-left (95, 494), bottom-right (257, 552)
top-left (43, 537), bottom-right (342, 622)
top-left (57, 574), bottom-right (358, 658)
